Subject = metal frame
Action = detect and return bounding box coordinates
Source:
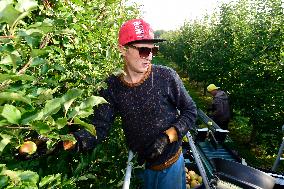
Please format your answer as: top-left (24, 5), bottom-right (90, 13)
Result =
top-left (272, 125), bottom-right (284, 172)
top-left (122, 151), bottom-right (134, 189)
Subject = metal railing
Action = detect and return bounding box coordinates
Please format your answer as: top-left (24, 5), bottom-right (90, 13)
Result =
top-left (197, 109), bottom-right (221, 130)
top-left (272, 124), bottom-right (284, 172)
top-left (122, 151), bottom-right (134, 189)
top-left (186, 132), bottom-right (212, 189)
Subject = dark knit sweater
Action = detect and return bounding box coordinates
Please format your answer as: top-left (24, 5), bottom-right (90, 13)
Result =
top-left (75, 64), bottom-right (197, 167)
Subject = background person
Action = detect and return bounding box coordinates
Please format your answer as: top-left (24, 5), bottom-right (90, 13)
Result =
top-left (65, 18), bottom-right (197, 189)
top-left (207, 84), bottom-right (231, 130)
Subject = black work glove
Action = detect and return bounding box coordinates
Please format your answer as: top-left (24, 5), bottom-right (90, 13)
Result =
top-left (145, 133), bottom-right (170, 161)
top-left (72, 129), bottom-right (97, 152)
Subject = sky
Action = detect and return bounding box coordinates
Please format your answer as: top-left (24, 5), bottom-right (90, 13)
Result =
top-left (127, 0), bottom-right (236, 31)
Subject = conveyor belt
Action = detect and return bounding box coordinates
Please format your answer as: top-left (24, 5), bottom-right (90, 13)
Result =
top-left (194, 109), bottom-right (283, 188)
top-left (197, 141), bottom-right (238, 162)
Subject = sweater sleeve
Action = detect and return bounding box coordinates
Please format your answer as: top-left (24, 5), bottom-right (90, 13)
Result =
top-left (168, 69), bottom-right (197, 139)
top-left (92, 97), bottom-right (116, 143)
top-left (73, 83), bottom-right (116, 151)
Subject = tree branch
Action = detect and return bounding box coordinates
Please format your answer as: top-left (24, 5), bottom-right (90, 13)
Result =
top-left (0, 36), bottom-right (15, 39)
top-left (4, 126), bottom-right (30, 130)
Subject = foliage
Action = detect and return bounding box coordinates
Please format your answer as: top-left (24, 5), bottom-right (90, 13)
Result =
top-left (154, 30), bottom-right (166, 38)
top-left (0, 0), bottom-right (139, 187)
top-left (159, 0), bottom-right (284, 169)
top-left (161, 0), bottom-right (284, 146)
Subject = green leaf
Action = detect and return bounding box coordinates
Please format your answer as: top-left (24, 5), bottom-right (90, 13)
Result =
top-left (1, 169), bottom-right (38, 188)
top-left (0, 120), bottom-right (9, 127)
top-left (30, 121), bottom-right (50, 134)
top-left (62, 89), bottom-right (83, 115)
top-left (20, 111), bottom-right (44, 125)
top-left (39, 174), bottom-right (61, 188)
top-left (45, 132), bottom-right (60, 140)
top-left (17, 29), bottom-right (42, 48)
top-left (0, 164), bottom-right (6, 172)
top-left (25, 28), bottom-right (43, 36)
top-left (60, 134), bottom-right (76, 142)
top-left (74, 117), bottom-right (96, 136)
top-left (0, 4), bottom-right (21, 26)
top-left (1, 104), bottom-right (21, 124)
top-left (22, 89), bottom-right (82, 124)
top-left (41, 63), bottom-right (48, 74)
top-left (61, 88), bottom-right (83, 102)
top-left (0, 175), bottom-right (9, 188)
top-left (80, 96), bottom-right (107, 109)
top-left (55, 117), bottom-right (67, 129)
top-left (45, 139), bottom-right (57, 150)
top-left (0, 92), bottom-right (31, 104)
top-left (15, 0), bottom-right (38, 13)
top-left (53, 64), bottom-right (65, 71)
top-left (31, 57), bottom-right (47, 66)
top-left (45, 116), bottom-right (55, 126)
top-left (18, 29), bottom-right (41, 37)
top-left (42, 98), bottom-right (62, 116)
top-left (64, 99), bottom-right (75, 116)
top-left (31, 50), bottom-right (49, 58)
top-left (36, 88), bottom-right (57, 102)
top-left (28, 18), bottom-right (53, 33)
top-left (0, 43), bottom-right (13, 52)
top-left (0, 73), bottom-right (34, 82)
top-left (0, 134), bottom-right (12, 153)
top-left (2, 170), bottom-right (20, 185)
top-left (71, 107), bottom-right (93, 119)
top-left (18, 170), bottom-right (39, 185)
top-left (68, 96), bottom-right (107, 119)
top-left (0, 54), bottom-right (14, 65)
top-left (24, 35), bottom-right (41, 48)
top-left (0, 53), bottom-right (20, 71)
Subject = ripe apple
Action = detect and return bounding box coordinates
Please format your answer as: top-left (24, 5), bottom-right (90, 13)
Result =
top-left (63, 140), bottom-right (76, 150)
top-left (19, 141), bottom-right (37, 155)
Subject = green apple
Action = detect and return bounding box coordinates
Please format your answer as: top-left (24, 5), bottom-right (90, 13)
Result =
top-left (19, 141), bottom-right (37, 155)
top-left (191, 180), bottom-right (200, 188)
top-left (197, 176), bottom-right (203, 183)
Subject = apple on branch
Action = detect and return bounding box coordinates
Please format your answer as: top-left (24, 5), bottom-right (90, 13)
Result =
top-left (19, 141), bottom-right (37, 155)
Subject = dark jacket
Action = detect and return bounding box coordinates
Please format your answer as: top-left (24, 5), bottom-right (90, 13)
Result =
top-left (74, 64), bottom-right (197, 167)
top-left (210, 90), bottom-right (231, 124)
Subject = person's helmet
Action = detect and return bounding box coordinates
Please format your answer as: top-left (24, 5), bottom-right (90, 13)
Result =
top-left (207, 84), bottom-right (220, 92)
top-left (118, 18), bottom-right (165, 46)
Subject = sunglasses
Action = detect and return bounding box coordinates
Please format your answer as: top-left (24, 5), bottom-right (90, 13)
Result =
top-left (127, 45), bottom-right (159, 58)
